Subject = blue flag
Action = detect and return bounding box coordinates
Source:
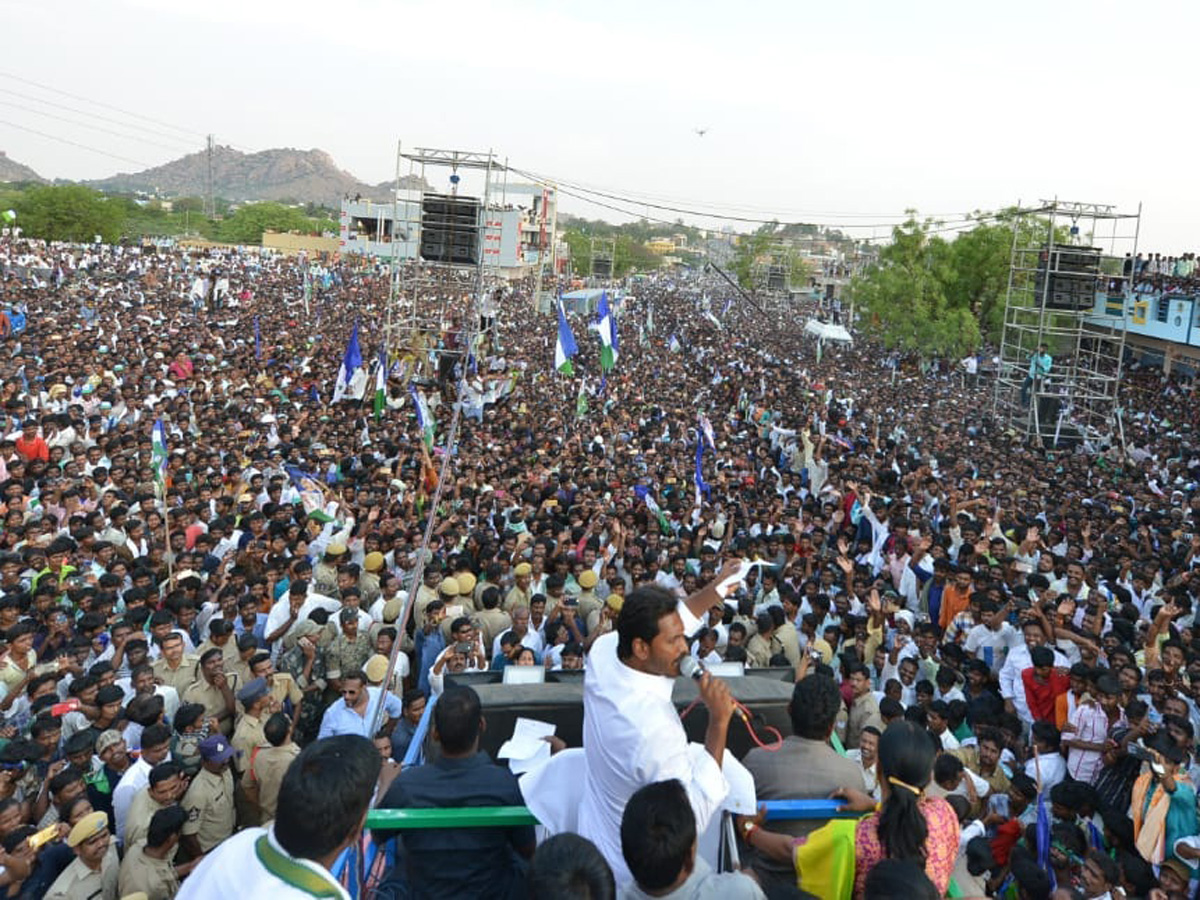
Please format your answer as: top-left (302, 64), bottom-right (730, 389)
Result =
top-left (1036, 792), bottom-right (1055, 891)
top-left (333, 321), bottom-right (363, 403)
top-left (254, 316), bottom-right (262, 361)
top-left (694, 441), bottom-right (711, 501)
top-left (554, 296), bottom-right (578, 375)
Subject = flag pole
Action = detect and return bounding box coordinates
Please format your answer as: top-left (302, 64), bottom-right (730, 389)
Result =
top-left (158, 477), bottom-right (173, 585)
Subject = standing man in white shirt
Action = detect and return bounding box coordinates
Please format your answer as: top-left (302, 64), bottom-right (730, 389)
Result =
top-left (578, 568), bottom-right (740, 886)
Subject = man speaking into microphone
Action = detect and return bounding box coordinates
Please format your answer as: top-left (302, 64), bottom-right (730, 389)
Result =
top-left (578, 564), bottom-right (741, 885)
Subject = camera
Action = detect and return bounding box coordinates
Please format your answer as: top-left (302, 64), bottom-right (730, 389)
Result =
top-left (1127, 743), bottom-right (1153, 762)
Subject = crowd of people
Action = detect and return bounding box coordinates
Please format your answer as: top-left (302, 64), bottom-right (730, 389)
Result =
top-left (0, 227), bottom-right (1196, 900)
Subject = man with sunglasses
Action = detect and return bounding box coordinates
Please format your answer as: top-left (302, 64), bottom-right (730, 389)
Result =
top-left (317, 669), bottom-right (401, 740)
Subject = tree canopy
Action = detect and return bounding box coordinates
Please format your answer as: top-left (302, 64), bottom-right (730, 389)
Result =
top-left (14, 185), bottom-right (126, 243)
top-left (215, 202), bottom-right (335, 244)
top-left (847, 215), bottom-right (981, 359)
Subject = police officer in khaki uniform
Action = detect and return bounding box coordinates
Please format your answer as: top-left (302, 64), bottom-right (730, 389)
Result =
top-left (474, 586), bottom-right (512, 652)
top-left (180, 648), bottom-right (237, 737)
top-left (180, 735), bottom-right (237, 858)
top-left (195, 618), bottom-right (240, 671)
top-left (45, 811), bottom-right (120, 900)
top-left (119, 806), bottom-right (193, 899)
top-left (413, 566), bottom-right (443, 621)
top-left (504, 563), bottom-right (533, 612)
top-left (151, 633), bottom-right (199, 696)
top-left (232, 678), bottom-right (271, 775)
top-left (576, 569), bottom-right (603, 622)
top-left (312, 542), bottom-right (345, 596)
top-left (455, 572), bottom-right (478, 613)
top-left (360, 551), bottom-right (385, 606)
top-left (247, 712), bottom-right (300, 825)
top-left (122, 760), bottom-right (185, 849)
top-left (248, 654), bottom-right (304, 724)
top-left (228, 633), bottom-right (259, 690)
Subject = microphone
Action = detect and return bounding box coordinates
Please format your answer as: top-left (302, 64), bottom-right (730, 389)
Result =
top-left (678, 655), bottom-right (706, 681)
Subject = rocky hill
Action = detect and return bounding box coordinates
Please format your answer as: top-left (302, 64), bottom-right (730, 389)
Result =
top-left (85, 146), bottom-right (426, 206)
top-left (0, 151), bottom-right (46, 184)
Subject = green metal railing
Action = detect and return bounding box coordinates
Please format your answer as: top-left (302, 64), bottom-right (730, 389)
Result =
top-left (366, 806), bottom-right (538, 829)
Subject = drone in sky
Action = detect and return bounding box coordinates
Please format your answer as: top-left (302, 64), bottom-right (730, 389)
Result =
top-left (694, 127), bottom-right (708, 137)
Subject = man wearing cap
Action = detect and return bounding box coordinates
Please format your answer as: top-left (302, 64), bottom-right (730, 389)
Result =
top-left (327, 608), bottom-right (373, 693)
top-left (180, 734), bottom-right (237, 858)
top-left (232, 677), bottom-right (272, 773)
top-left (45, 810), bottom-right (119, 900)
top-left (431, 577), bottom-right (462, 635)
top-left (576, 569), bottom-right (603, 622)
top-left (364, 653), bottom-right (406, 697)
top-left (360, 552), bottom-right (386, 605)
top-left (505, 563), bottom-right (533, 613)
top-left (313, 543), bottom-right (346, 597)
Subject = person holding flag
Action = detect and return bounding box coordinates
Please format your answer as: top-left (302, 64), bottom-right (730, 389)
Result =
top-left (555, 297), bottom-right (578, 376)
top-left (333, 321), bottom-right (365, 403)
top-left (409, 386), bottom-right (436, 449)
top-left (596, 292), bottom-right (617, 373)
top-left (373, 346), bottom-right (388, 421)
top-left (151, 417), bottom-right (169, 490)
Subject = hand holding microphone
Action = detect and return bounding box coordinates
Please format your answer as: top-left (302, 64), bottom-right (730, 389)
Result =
top-left (680, 655), bottom-right (736, 725)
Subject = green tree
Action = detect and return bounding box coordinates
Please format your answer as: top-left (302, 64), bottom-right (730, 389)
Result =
top-left (563, 229), bottom-right (592, 275)
top-left (172, 196), bottom-right (205, 214)
top-left (613, 236), bottom-right (661, 277)
top-left (15, 185), bottom-right (125, 243)
top-left (848, 216), bottom-right (980, 359)
top-left (215, 202), bottom-right (317, 244)
top-left (730, 226), bottom-right (774, 289)
top-left (944, 219), bottom-right (1013, 341)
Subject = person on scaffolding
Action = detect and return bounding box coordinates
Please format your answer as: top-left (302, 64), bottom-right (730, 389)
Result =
top-left (1020, 343), bottom-right (1052, 407)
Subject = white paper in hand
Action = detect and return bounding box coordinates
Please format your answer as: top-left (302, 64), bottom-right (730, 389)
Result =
top-left (498, 717), bottom-right (557, 774)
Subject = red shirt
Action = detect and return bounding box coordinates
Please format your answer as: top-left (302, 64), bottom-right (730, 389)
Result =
top-left (1021, 667), bottom-right (1069, 723)
top-left (14, 435), bottom-right (48, 462)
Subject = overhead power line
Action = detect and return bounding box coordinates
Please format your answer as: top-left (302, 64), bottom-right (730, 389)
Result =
top-left (0, 71), bottom-right (206, 140)
top-left (0, 100), bottom-right (199, 155)
top-left (0, 119), bottom-right (155, 169)
top-left (508, 163), bottom-right (1017, 233)
top-left (507, 167), bottom-right (978, 222)
top-left (0, 88), bottom-right (200, 150)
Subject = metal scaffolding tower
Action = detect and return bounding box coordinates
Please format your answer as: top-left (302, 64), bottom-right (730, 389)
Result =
top-left (992, 200), bottom-right (1141, 447)
top-left (590, 238), bottom-right (616, 284)
top-left (384, 145), bottom-right (506, 382)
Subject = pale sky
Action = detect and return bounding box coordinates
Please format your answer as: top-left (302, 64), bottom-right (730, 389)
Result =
top-left (2, 0), bottom-right (1195, 251)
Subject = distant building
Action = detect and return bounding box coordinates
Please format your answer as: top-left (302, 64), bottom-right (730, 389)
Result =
top-left (645, 239), bottom-right (675, 255)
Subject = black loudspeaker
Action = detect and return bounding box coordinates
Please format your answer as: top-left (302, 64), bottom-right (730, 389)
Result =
top-left (420, 193), bottom-right (480, 264)
top-left (1036, 245), bottom-right (1101, 311)
top-left (1036, 393), bottom-right (1061, 429)
top-left (467, 675), bottom-right (795, 762)
top-left (592, 256), bottom-right (612, 278)
top-left (824, 283), bottom-right (835, 300)
top-left (767, 266), bottom-right (786, 291)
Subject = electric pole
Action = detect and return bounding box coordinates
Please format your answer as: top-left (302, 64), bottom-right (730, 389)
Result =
top-left (205, 134), bottom-right (215, 220)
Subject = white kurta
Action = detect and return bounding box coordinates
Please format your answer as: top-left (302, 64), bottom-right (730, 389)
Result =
top-left (177, 827), bottom-right (349, 900)
top-left (577, 628), bottom-right (729, 885)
